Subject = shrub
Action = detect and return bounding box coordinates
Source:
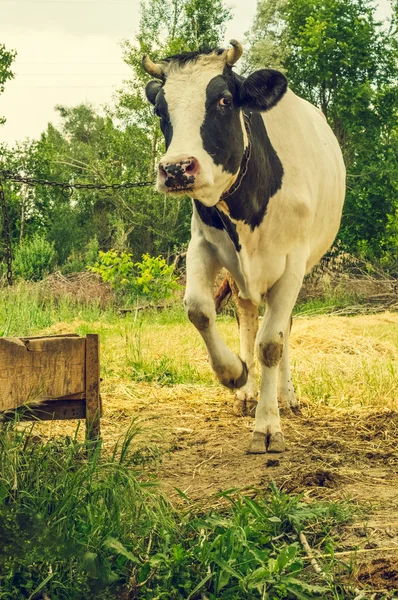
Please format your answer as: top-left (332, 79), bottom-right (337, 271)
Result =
top-left (13, 235), bottom-right (56, 281)
top-left (89, 250), bottom-right (181, 303)
top-left (61, 237), bottom-right (100, 274)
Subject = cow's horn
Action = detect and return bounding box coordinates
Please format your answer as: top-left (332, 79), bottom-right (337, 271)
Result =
top-left (142, 55), bottom-right (164, 79)
top-left (225, 39), bottom-right (243, 66)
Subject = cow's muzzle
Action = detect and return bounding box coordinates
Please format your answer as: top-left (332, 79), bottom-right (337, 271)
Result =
top-left (158, 156), bottom-right (200, 191)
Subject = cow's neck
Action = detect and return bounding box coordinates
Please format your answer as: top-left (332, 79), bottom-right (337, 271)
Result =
top-left (222, 110), bottom-right (283, 231)
top-left (193, 110), bottom-right (283, 253)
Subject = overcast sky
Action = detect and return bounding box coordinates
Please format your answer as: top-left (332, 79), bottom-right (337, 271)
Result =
top-left (0, 0), bottom-right (393, 146)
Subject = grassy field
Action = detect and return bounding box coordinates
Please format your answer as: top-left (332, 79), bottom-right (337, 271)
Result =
top-left (1, 283), bottom-right (398, 599)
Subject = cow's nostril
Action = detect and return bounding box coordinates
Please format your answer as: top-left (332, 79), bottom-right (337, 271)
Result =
top-left (158, 163), bottom-right (168, 179)
top-left (184, 158), bottom-right (199, 176)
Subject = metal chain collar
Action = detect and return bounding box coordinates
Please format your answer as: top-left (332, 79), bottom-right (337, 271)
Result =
top-left (0, 176), bottom-right (13, 286)
top-left (220, 111), bottom-right (253, 202)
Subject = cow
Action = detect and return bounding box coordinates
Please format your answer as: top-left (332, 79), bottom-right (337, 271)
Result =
top-left (142, 40), bottom-right (346, 454)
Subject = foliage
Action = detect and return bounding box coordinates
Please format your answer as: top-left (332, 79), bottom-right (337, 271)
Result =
top-left (0, 424), bottom-right (355, 599)
top-left (61, 236), bottom-right (100, 274)
top-left (134, 252), bottom-right (181, 301)
top-left (0, 43), bottom-right (16, 125)
top-left (89, 249), bottom-right (181, 302)
top-left (13, 234), bottom-right (56, 281)
top-left (245, 0), bottom-right (398, 267)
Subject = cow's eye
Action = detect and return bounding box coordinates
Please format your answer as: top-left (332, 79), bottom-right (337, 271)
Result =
top-left (219, 96), bottom-right (231, 107)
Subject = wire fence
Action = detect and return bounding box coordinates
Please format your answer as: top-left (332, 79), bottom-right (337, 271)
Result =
top-left (0, 169), bottom-right (155, 286)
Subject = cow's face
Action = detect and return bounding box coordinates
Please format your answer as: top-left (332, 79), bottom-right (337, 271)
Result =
top-left (143, 43), bottom-right (287, 207)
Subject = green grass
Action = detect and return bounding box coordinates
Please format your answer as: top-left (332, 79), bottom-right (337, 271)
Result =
top-left (294, 292), bottom-right (361, 317)
top-left (1, 282), bottom-right (397, 598)
top-left (0, 423), bottom-right (361, 600)
top-left (0, 280), bottom-right (363, 338)
top-left (0, 281), bottom-right (122, 337)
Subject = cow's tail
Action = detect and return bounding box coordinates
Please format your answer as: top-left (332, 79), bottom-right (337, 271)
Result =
top-left (214, 276), bottom-right (232, 313)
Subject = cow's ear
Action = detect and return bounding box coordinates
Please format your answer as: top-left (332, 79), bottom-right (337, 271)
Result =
top-left (145, 80), bottom-right (163, 105)
top-left (239, 69), bottom-right (287, 112)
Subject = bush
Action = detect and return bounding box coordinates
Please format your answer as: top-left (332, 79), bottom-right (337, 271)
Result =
top-left (89, 250), bottom-right (181, 303)
top-left (61, 237), bottom-right (100, 275)
top-left (13, 235), bottom-right (56, 281)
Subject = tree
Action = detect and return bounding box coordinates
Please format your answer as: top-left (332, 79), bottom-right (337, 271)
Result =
top-left (1, 0), bottom-right (233, 273)
top-left (245, 0), bottom-right (398, 265)
top-left (0, 43), bottom-right (16, 125)
top-left (244, 0), bottom-right (288, 72)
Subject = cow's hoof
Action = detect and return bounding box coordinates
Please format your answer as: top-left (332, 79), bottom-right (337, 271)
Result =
top-left (234, 358), bottom-right (248, 389)
top-left (267, 432), bottom-right (285, 453)
top-left (221, 358), bottom-right (248, 390)
top-left (233, 397), bottom-right (257, 417)
top-left (247, 432), bottom-right (267, 454)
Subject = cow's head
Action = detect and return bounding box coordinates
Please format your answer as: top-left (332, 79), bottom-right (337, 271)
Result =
top-left (143, 41), bottom-right (287, 206)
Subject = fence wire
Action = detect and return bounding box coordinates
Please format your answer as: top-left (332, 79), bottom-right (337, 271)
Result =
top-left (0, 170), bottom-right (155, 286)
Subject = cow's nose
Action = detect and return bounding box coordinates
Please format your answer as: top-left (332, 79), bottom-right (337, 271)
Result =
top-left (158, 156), bottom-right (200, 181)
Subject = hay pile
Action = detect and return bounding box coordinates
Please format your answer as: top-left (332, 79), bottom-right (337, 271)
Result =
top-left (39, 271), bottom-right (114, 307)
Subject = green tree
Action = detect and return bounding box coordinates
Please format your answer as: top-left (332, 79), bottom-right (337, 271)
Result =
top-left (1, 0), bottom-right (232, 274)
top-left (245, 0), bottom-right (398, 265)
top-left (0, 43), bottom-right (16, 125)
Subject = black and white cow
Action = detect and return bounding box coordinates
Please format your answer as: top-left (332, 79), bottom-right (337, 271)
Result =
top-left (142, 41), bottom-right (345, 453)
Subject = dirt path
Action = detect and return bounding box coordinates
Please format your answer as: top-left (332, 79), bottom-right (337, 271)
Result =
top-left (40, 311), bottom-right (398, 591)
top-left (98, 389), bottom-right (398, 592)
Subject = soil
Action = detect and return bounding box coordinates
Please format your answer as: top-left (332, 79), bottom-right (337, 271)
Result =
top-left (98, 391), bottom-right (398, 595)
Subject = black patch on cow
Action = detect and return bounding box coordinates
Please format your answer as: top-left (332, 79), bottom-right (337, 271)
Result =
top-left (216, 207), bottom-right (241, 251)
top-left (153, 89), bottom-right (173, 150)
top-left (225, 110), bottom-right (284, 229)
top-left (194, 201), bottom-right (241, 252)
top-left (194, 200), bottom-right (224, 230)
top-left (162, 47), bottom-right (223, 66)
top-left (145, 80), bottom-right (163, 105)
top-left (201, 75), bottom-right (244, 175)
top-left (239, 69), bottom-right (288, 112)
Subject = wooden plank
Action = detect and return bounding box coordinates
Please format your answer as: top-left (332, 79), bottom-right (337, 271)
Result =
top-left (1, 398), bottom-right (86, 422)
top-left (0, 336), bottom-right (85, 411)
top-left (85, 334), bottom-right (101, 440)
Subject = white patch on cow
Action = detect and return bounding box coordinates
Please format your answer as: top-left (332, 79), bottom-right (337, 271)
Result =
top-left (158, 56), bottom-right (242, 206)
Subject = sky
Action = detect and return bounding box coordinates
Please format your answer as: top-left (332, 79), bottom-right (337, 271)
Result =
top-left (0, 0), bottom-right (393, 146)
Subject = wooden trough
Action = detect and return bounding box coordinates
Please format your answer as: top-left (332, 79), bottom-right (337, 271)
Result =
top-left (0, 333), bottom-right (101, 439)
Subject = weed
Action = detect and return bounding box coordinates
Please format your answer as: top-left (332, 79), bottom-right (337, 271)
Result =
top-left (0, 424), bottom-right (361, 599)
top-left (126, 326), bottom-right (209, 386)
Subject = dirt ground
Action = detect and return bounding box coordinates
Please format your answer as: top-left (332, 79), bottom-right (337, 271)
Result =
top-left (98, 388), bottom-right (398, 593)
top-left (38, 311), bottom-right (398, 593)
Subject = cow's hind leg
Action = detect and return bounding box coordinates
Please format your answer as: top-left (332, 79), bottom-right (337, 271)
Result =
top-left (184, 239), bottom-right (248, 389)
top-left (278, 315), bottom-right (299, 412)
top-left (230, 278), bottom-right (259, 416)
top-left (249, 258), bottom-right (305, 454)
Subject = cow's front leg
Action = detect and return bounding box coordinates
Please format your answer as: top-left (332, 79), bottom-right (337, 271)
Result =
top-left (278, 315), bottom-right (299, 411)
top-left (249, 260), bottom-right (305, 454)
top-left (184, 239), bottom-right (248, 389)
top-left (232, 286), bottom-right (259, 417)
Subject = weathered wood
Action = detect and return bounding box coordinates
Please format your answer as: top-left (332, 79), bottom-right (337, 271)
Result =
top-left (85, 334), bottom-right (101, 440)
top-left (1, 398), bottom-right (86, 422)
top-left (0, 336), bottom-right (86, 412)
